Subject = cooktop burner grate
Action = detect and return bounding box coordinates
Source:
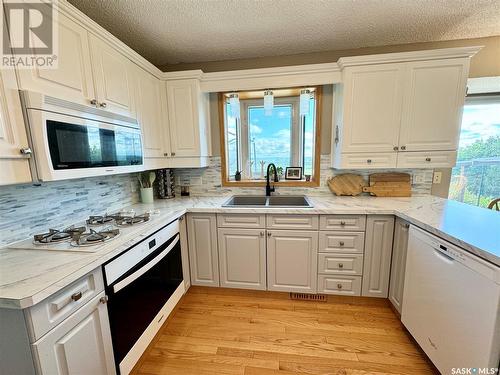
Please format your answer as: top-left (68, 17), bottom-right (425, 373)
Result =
top-left (71, 228), bottom-right (120, 247)
top-left (33, 226), bottom-right (86, 244)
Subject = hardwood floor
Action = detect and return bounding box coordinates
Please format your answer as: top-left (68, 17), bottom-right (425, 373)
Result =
top-left (131, 286), bottom-right (437, 375)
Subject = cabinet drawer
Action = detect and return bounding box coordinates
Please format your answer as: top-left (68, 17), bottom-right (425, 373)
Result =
top-left (319, 232), bottom-right (364, 254)
top-left (25, 268), bottom-right (104, 341)
top-left (318, 254), bottom-right (363, 275)
top-left (217, 214), bottom-right (266, 228)
top-left (318, 275), bottom-right (362, 296)
top-left (320, 215), bottom-right (366, 231)
top-left (396, 150), bottom-right (457, 168)
top-left (267, 215), bottom-right (319, 230)
top-left (336, 153), bottom-right (397, 169)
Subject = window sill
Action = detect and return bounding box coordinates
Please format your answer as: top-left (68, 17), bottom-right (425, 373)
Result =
top-left (221, 179), bottom-right (319, 188)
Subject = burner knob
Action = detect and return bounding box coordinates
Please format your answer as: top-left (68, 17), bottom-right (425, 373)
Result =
top-left (100, 296), bottom-right (108, 304)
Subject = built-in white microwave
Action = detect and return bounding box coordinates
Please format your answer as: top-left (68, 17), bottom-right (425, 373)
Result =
top-left (20, 91), bottom-right (144, 182)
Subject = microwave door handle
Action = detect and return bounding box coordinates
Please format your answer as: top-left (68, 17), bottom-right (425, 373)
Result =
top-left (112, 234), bottom-right (180, 294)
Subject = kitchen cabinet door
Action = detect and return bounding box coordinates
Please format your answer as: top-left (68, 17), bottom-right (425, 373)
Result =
top-left (166, 79), bottom-right (210, 158)
top-left (32, 292), bottom-right (115, 375)
top-left (15, 12), bottom-right (95, 107)
top-left (398, 58), bottom-right (468, 152)
top-left (267, 230), bottom-right (318, 293)
top-left (339, 63), bottom-right (405, 153)
top-left (89, 35), bottom-right (136, 118)
top-left (187, 214), bottom-right (219, 287)
top-left (362, 215), bottom-right (394, 298)
top-left (218, 228), bottom-right (266, 290)
top-left (389, 218), bottom-right (410, 313)
top-left (135, 67), bottom-right (168, 158)
top-left (0, 64), bottom-right (31, 185)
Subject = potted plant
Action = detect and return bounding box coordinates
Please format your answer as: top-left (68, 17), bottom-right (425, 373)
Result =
top-left (234, 170), bottom-right (242, 181)
top-left (276, 166), bottom-right (284, 181)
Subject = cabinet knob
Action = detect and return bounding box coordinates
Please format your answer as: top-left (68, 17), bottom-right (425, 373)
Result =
top-left (71, 291), bottom-right (82, 302)
top-left (99, 102), bottom-right (107, 108)
top-left (260, 231), bottom-right (264, 237)
top-left (393, 146), bottom-right (399, 151)
top-left (99, 296), bottom-right (108, 304)
top-left (20, 147), bottom-right (32, 155)
top-left (337, 283), bottom-right (343, 289)
top-left (339, 241), bottom-right (345, 246)
top-left (267, 232), bottom-right (272, 237)
top-left (366, 159), bottom-right (372, 164)
top-left (404, 223), bottom-right (410, 229)
top-left (164, 152), bottom-right (169, 157)
top-left (340, 221), bottom-right (346, 226)
top-left (338, 263), bottom-right (344, 268)
top-left (171, 152), bottom-right (176, 156)
top-left (400, 146), bottom-right (406, 150)
top-left (90, 99), bottom-right (98, 106)
top-left (425, 157), bottom-right (432, 162)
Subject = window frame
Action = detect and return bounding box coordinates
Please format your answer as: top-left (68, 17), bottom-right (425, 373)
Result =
top-left (218, 86), bottom-right (322, 187)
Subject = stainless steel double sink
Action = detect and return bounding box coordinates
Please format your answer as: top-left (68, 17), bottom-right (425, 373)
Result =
top-left (222, 195), bottom-right (313, 208)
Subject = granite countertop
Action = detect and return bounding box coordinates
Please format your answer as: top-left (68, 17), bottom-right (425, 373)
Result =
top-left (1, 195), bottom-right (499, 309)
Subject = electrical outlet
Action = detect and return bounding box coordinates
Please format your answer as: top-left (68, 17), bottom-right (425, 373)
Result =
top-left (190, 177), bottom-right (202, 186)
top-left (433, 171), bottom-right (442, 184)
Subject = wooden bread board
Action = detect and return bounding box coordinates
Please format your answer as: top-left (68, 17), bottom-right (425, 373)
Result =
top-left (328, 174), bottom-right (365, 196)
top-left (362, 173), bottom-right (412, 197)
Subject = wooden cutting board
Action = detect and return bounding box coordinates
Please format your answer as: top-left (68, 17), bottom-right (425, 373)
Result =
top-left (328, 174), bottom-right (366, 196)
top-left (362, 173), bottom-right (412, 197)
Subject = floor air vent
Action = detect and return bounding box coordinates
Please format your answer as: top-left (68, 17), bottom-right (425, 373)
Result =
top-left (289, 293), bottom-right (327, 302)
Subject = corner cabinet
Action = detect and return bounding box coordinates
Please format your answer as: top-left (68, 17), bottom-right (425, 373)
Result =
top-left (187, 213), bottom-right (219, 287)
top-left (0, 65), bottom-right (32, 185)
top-left (218, 228), bottom-right (266, 290)
top-left (388, 218), bottom-right (410, 313)
top-left (362, 215), bottom-right (394, 298)
top-left (267, 230), bottom-right (318, 293)
top-left (333, 52), bottom-right (473, 169)
top-left (165, 79), bottom-right (211, 166)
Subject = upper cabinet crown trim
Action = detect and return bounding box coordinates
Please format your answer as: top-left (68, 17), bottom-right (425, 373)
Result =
top-left (338, 46), bottom-right (483, 69)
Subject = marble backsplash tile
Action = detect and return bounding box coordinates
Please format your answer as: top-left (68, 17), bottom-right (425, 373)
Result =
top-left (0, 174), bottom-right (139, 246)
top-left (173, 155), bottom-right (434, 197)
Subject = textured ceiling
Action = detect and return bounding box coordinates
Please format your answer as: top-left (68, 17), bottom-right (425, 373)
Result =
top-left (68, 0), bottom-right (500, 68)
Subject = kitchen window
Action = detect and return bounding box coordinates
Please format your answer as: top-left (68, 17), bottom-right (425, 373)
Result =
top-left (448, 95), bottom-right (500, 208)
top-left (220, 87), bottom-right (320, 186)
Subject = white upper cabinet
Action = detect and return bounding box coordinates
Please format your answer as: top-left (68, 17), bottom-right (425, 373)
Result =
top-left (16, 12), bottom-right (96, 107)
top-left (398, 59), bottom-right (468, 152)
top-left (166, 79), bottom-right (210, 160)
top-left (89, 35), bottom-right (136, 118)
top-left (339, 64), bottom-right (405, 153)
top-left (134, 66), bottom-right (167, 159)
top-left (0, 66), bottom-right (32, 185)
top-left (333, 51), bottom-right (474, 169)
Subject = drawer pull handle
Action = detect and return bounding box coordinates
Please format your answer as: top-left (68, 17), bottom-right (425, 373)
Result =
top-left (71, 291), bottom-right (82, 302)
top-left (340, 221), bottom-right (346, 226)
top-left (338, 263), bottom-right (344, 268)
top-left (339, 241), bottom-right (345, 246)
top-left (400, 145), bottom-right (406, 150)
top-left (366, 159), bottom-right (372, 164)
top-left (337, 283), bottom-right (343, 289)
top-left (425, 157), bottom-right (432, 162)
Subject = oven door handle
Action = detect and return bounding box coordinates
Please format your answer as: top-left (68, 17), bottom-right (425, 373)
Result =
top-left (112, 234), bottom-right (180, 294)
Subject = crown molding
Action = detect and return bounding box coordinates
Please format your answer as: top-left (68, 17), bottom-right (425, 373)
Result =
top-left (162, 70), bottom-right (204, 81)
top-left (56, 0), bottom-right (164, 79)
top-left (199, 62), bottom-right (341, 92)
top-left (337, 46), bottom-right (483, 69)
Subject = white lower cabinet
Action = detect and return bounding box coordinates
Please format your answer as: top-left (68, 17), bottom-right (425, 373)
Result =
top-left (187, 213), bottom-right (219, 287)
top-left (218, 228), bottom-right (266, 290)
top-left (362, 215), bottom-right (395, 298)
top-left (317, 275), bottom-right (362, 296)
top-left (267, 230), bottom-right (318, 293)
top-left (32, 291), bottom-right (115, 375)
top-left (388, 218), bottom-right (410, 313)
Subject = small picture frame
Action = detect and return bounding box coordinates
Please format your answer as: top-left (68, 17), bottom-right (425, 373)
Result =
top-left (285, 167), bottom-right (303, 180)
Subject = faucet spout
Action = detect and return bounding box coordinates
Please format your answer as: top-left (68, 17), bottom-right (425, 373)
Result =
top-left (266, 163), bottom-right (278, 196)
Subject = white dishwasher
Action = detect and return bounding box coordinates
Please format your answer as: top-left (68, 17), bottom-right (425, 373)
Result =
top-left (402, 226), bottom-right (500, 374)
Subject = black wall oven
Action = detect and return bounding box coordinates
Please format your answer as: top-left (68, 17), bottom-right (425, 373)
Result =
top-left (103, 219), bottom-right (183, 374)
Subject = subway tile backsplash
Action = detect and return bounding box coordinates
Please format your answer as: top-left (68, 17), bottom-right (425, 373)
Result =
top-left (0, 174), bottom-right (138, 246)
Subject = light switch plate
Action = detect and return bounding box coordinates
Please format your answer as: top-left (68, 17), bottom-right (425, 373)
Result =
top-left (413, 173), bottom-right (425, 184)
top-left (433, 171), bottom-right (442, 184)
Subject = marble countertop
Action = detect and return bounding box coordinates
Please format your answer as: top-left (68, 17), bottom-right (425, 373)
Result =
top-left (1, 195), bottom-right (498, 309)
